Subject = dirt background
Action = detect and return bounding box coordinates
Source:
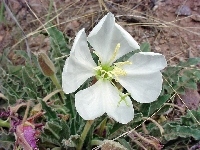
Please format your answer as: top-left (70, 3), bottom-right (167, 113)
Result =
top-left (1, 0), bottom-right (200, 63)
top-left (0, 0), bottom-right (200, 109)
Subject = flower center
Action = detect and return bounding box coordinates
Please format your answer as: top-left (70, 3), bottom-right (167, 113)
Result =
top-left (93, 43), bottom-right (132, 107)
top-left (94, 65), bottom-right (114, 80)
top-left (94, 43), bottom-right (132, 81)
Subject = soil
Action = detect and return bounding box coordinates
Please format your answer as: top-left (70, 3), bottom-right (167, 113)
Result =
top-left (1, 0), bottom-right (200, 62)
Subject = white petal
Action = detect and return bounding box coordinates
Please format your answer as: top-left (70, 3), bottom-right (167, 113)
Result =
top-left (75, 79), bottom-right (134, 123)
top-left (88, 13), bottom-right (139, 64)
top-left (75, 80), bottom-right (111, 120)
top-left (119, 72), bottom-right (163, 103)
top-left (62, 29), bottom-right (96, 94)
top-left (124, 52), bottom-right (167, 74)
top-left (71, 28), bottom-right (96, 66)
top-left (118, 52), bottom-right (167, 103)
top-left (113, 24), bottom-right (140, 62)
top-left (106, 94), bottom-right (134, 124)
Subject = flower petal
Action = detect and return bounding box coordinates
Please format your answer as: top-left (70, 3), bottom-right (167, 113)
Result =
top-left (88, 13), bottom-right (139, 64)
top-left (23, 126), bottom-right (37, 149)
top-left (119, 72), bottom-right (163, 103)
top-left (62, 29), bottom-right (96, 94)
top-left (106, 94), bottom-right (134, 124)
top-left (75, 80), bottom-right (134, 124)
top-left (125, 52), bottom-right (167, 74)
top-left (75, 80), bottom-right (108, 120)
top-left (118, 52), bottom-right (167, 103)
top-left (113, 24), bottom-right (140, 62)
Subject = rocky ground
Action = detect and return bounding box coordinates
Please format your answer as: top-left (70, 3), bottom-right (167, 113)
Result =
top-left (1, 0), bottom-right (200, 62)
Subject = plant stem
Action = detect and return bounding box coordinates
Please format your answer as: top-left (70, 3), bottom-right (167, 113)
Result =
top-left (91, 139), bottom-right (103, 146)
top-left (0, 119), bottom-right (10, 128)
top-left (143, 117), bottom-right (164, 134)
top-left (77, 120), bottom-right (94, 150)
top-left (46, 0), bottom-right (53, 22)
top-left (50, 74), bottom-right (65, 103)
top-left (0, 2), bottom-right (5, 22)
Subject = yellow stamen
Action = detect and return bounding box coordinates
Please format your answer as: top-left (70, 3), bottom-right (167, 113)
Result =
top-left (114, 61), bottom-right (132, 67)
top-left (113, 67), bottom-right (127, 76)
top-left (109, 43), bottom-right (120, 63)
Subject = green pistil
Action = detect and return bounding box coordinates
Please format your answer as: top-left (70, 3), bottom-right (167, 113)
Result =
top-left (94, 43), bottom-right (130, 81)
top-left (95, 64), bottom-right (114, 80)
top-left (118, 93), bottom-right (130, 106)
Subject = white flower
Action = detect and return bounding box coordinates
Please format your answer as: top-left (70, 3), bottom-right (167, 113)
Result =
top-left (62, 13), bottom-right (167, 124)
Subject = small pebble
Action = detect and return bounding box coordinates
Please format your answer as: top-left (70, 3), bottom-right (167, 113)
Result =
top-left (160, 39), bottom-right (165, 44)
top-left (175, 5), bottom-right (192, 16)
top-left (191, 14), bottom-right (200, 22)
top-left (197, 45), bottom-right (200, 51)
top-left (155, 46), bottom-right (161, 51)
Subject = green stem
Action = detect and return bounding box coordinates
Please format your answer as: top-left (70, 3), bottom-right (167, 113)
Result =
top-left (77, 120), bottom-right (94, 150)
top-left (91, 139), bottom-right (103, 146)
top-left (0, 2), bottom-right (5, 22)
top-left (50, 74), bottom-right (65, 103)
top-left (0, 119), bottom-right (10, 128)
top-left (46, 0), bottom-right (53, 22)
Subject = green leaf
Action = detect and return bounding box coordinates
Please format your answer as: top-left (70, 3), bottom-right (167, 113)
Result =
top-left (178, 57), bottom-right (200, 67)
top-left (47, 25), bottom-right (70, 77)
top-left (0, 48), bottom-right (12, 69)
top-left (115, 50), bottom-right (140, 62)
top-left (2, 78), bottom-right (22, 104)
top-left (7, 65), bottom-right (22, 74)
top-left (163, 57), bottom-right (200, 98)
top-left (185, 79), bottom-right (197, 89)
top-left (22, 67), bottom-right (37, 98)
top-left (0, 98), bottom-right (8, 108)
top-left (0, 2), bottom-right (5, 23)
top-left (39, 99), bottom-right (57, 120)
top-left (148, 94), bottom-right (170, 116)
top-left (163, 123), bottom-right (200, 141)
top-left (174, 86), bottom-right (185, 95)
top-left (41, 131), bottom-right (60, 146)
top-left (181, 109), bottom-right (200, 126)
top-left (72, 112), bottom-right (85, 135)
top-left (108, 113), bottom-right (143, 137)
top-left (0, 133), bottom-right (15, 149)
top-left (132, 113), bottom-right (143, 122)
top-left (46, 121), bottom-right (62, 139)
top-left (0, 52), bottom-right (52, 104)
top-left (118, 138), bottom-right (133, 150)
top-left (41, 119), bottom-right (71, 147)
top-left (47, 25), bottom-right (70, 55)
top-left (14, 50), bottom-right (31, 62)
top-left (64, 94), bottom-right (75, 119)
top-left (59, 120), bottom-right (70, 139)
top-left (140, 42), bottom-right (151, 52)
top-left (108, 122), bottom-right (124, 137)
top-left (139, 103), bottom-right (150, 117)
top-left (194, 70), bottom-right (200, 80)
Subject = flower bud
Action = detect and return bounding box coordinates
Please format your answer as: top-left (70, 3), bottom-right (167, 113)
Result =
top-left (38, 53), bottom-right (55, 76)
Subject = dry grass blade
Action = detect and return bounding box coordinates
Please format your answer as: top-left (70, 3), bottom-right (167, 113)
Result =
top-left (2, 0), bottom-right (31, 60)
